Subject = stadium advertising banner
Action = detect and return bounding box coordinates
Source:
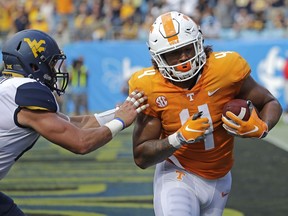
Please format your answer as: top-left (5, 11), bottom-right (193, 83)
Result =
top-left (62, 40), bottom-right (288, 112)
top-left (64, 41), bottom-right (151, 112)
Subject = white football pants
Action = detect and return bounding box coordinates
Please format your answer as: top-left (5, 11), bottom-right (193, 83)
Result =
top-left (153, 160), bottom-right (232, 216)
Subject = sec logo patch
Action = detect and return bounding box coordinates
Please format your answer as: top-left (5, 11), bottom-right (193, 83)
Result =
top-left (156, 96), bottom-right (168, 108)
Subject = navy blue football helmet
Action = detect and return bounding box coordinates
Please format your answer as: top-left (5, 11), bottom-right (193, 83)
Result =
top-left (1, 29), bottom-right (69, 95)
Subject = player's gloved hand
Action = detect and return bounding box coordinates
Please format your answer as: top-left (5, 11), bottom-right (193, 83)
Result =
top-left (168, 112), bottom-right (210, 149)
top-left (222, 101), bottom-right (268, 139)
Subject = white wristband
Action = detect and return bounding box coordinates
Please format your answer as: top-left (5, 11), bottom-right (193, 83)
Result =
top-left (168, 133), bottom-right (182, 149)
top-left (94, 108), bottom-right (117, 126)
top-left (104, 118), bottom-right (125, 137)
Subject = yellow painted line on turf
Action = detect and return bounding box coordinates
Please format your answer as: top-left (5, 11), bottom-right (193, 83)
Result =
top-left (22, 206), bottom-right (244, 216)
top-left (21, 205), bottom-right (245, 216)
top-left (96, 140), bottom-right (122, 161)
top-left (2, 176), bottom-right (154, 184)
top-left (223, 208), bottom-right (245, 216)
top-left (15, 195), bottom-right (154, 208)
top-left (5, 184), bottom-right (106, 196)
top-left (16, 195), bottom-right (153, 203)
top-left (22, 209), bottom-right (105, 216)
top-left (17, 200), bottom-right (153, 209)
top-left (21, 207), bottom-right (243, 216)
top-left (7, 168), bottom-right (154, 175)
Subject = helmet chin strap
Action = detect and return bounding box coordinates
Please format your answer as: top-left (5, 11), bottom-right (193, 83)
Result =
top-left (27, 74), bottom-right (34, 79)
top-left (187, 70), bottom-right (202, 90)
top-left (187, 57), bottom-right (203, 89)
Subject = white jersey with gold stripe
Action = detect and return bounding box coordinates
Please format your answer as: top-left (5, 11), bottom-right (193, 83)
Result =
top-left (0, 76), bottom-right (58, 180)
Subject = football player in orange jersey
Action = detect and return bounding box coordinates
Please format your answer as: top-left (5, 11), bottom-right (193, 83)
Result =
top-left (129, 11), bottom-right (282, 216)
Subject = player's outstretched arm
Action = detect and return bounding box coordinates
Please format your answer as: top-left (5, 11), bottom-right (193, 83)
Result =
top-left (17, 90), bottom-right (148, 154)
top-left (98, 90), bottom-right (148, 137)
top-left (61, 90), bottom-right (148, 130)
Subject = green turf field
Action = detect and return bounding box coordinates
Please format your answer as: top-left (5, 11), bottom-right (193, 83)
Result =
top-left (1, 119), bottom-right (287, 216)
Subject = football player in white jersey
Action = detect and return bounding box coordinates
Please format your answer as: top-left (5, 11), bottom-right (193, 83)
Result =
top-left (129, 11), bottom-right (282, 216)
top-left (0, 29), bottom-right (148, 215)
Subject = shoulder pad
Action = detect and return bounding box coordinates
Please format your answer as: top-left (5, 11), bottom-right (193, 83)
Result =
top-left (15, 82), bottom-right (58, 112)
top-left (129, 67), bottom-right (156, 93)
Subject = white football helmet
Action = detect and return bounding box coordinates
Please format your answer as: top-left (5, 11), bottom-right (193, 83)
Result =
top-left (148, 11), bottom-right (206, 82)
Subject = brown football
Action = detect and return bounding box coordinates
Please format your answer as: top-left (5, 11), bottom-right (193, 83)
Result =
top-left (223, 99), bottom-right (251, 121)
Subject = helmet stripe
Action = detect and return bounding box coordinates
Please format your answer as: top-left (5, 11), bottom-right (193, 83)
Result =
top-left (161, 12), bottom-right (179, 45)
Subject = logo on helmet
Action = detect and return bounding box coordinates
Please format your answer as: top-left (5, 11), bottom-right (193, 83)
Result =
top-left (6, 64), bottom-right (12, 69)
top-left (24, 38), bottom-right (46, 58)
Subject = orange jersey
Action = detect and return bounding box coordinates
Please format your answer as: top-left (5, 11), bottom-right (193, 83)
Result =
top-left (129, 51), bottom-right (251, 179)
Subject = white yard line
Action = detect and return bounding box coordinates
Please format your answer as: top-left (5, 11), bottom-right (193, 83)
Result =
top-left (265, 120), bottom-right (288, 152)
top-left (265, 136), bottom-right (288, 152)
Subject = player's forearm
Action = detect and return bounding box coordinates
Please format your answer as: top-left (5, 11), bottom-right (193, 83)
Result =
top-left (70, 115), bottom-right (100, 128)
top-left (56, 112), bottom-right (97, 128)
top-left (69, 108), bottom-right (117, 129)
top-left (259, 99), bottom-right (282, 131)
top-left (53, 126), bottom-right (113, 155)
top-left (134, 138), bottom-right (177, 169)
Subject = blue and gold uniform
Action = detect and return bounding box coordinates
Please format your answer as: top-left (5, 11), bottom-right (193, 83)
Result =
top-left (0, 76), bottom-right (58, 180)
top-left (0, 29), bottom-right (68, 216)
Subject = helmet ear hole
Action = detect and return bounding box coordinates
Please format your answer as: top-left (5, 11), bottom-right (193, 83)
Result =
top-left (30, 64), bottom-right (39, 72)
top-left (16, 41), bottom-right (22, 51)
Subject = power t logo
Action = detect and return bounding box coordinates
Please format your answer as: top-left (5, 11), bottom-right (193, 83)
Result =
top-left (24, 38), bottom-right (46, 58)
